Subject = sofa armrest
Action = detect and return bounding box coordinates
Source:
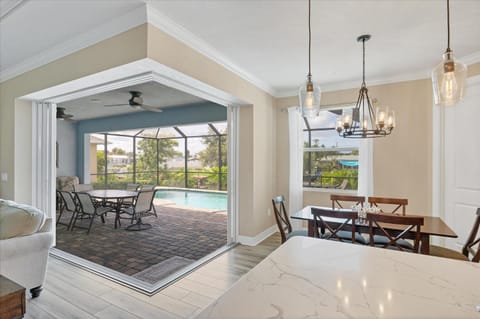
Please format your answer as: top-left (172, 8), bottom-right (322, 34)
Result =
top-left (38, 217), bottom-right (53, 233)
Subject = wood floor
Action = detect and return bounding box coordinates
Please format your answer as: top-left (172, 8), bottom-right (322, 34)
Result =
top-left (25, 233), bottom-right (280, 319)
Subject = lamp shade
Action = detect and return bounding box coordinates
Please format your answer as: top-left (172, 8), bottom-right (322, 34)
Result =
top-left (299, 77), bottom-right (321, 118)
top-left (432, 51), bottom-right (467, 106)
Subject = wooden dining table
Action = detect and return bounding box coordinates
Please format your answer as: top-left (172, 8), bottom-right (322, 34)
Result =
top-left (87, 189), bottom-right (138, 229)
top-left (291, 206), bottom-right (458, 254)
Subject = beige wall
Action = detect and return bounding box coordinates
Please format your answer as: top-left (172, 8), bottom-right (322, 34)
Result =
top-left (146, 25), bottom-right (277, 237)
top-left (0, 24), bottom-right (148, 201)
top-left (276, 61), bottom-right (480, 216)
top-left (0, 23), bottom-right (278, 238)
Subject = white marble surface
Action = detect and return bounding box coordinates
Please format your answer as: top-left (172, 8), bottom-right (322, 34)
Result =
top-left (195, 237), bottom-right (480, 319)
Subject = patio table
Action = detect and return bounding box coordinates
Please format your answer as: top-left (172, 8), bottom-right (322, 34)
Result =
top-left (87, 189), bottom-right (138, 229)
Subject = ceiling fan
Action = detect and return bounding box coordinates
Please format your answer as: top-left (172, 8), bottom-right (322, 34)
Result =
top-left (104, 91), bottom-right (163, 112)
top-left (56, 107), bottom-right (74, 120)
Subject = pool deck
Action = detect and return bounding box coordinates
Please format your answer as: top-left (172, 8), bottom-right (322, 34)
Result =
top-left (55, 202), bottom-right (228, 278)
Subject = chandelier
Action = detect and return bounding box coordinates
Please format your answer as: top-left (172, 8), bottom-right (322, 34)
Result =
top-left (336, 35), bottom-right (395, 138)
top-left (298, 0), bottom-right (321, 118)
top-left (431, 0), bottom-right (467, 106)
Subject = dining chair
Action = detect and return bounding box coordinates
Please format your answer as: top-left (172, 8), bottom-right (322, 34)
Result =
top-left (366, 212), bottom-right (424, 253)
top-left (272, 196), bottom-right (308, 244)
top-left (367, 196), bottom-right (408, 215)
top-left (311, 207), bottom-right (366, 244)
top-left (430, 208), bottom-right (480, 262)
top-left (330, 194), bottom-right (365, 209)
top-left (120, 190), bottom-right (158, 231)
top-left (57, 190), bottom-right (78, 230)
top-left (71, 192), bottom-right (112, 234)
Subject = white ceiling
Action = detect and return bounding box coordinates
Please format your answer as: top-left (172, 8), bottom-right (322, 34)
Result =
top-left (1, 0), bottom-right (479, 97)
top-left (58, 81), bottom-right (207, 120)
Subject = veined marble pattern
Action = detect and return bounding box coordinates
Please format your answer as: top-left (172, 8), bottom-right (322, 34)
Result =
top-left (195, 237), bottom-right (480, 319)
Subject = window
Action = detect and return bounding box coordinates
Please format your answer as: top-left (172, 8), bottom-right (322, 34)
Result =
top-left (88, 122), bottom-right (227, 190)
top-left (303, 108), bottom-right (360, 190)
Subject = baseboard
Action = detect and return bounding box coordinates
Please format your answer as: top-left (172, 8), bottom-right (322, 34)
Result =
top-left (238, 224), bottom-right (278, 246)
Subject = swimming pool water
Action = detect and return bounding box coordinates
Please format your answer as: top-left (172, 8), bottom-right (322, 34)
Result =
top-left (155, 190), bottom-right (227, 211)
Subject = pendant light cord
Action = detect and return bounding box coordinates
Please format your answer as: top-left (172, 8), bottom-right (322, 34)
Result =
top-left (446, 0), bottom-right (451, 52)
top-left (308, 0), bottom-right (312, 77)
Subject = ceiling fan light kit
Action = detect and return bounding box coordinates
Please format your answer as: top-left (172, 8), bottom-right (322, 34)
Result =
top-left (298, 0), bottom-right (321, 118)
top-left (336, 35), bottom-right (395, 139)
top-left (431, 0), bottom-right (467, 106)
top-left (104, 91), bottom-right (163, 113)
top-left (56, 107), bottom-right (73, 120)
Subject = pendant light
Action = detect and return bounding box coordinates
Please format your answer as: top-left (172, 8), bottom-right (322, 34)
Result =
top-left (432, 0), bottom-right (467, 106)
top-left (336, 35), bottom-right (395, 139)
top-left (298, 0), bottom-right (321, 118)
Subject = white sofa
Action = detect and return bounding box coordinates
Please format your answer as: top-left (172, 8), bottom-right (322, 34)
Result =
top-left (0, 199), bottom-right (54, 298)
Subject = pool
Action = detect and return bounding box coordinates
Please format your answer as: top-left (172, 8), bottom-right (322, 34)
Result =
top-left (155, 189), bottom-right (228, 211)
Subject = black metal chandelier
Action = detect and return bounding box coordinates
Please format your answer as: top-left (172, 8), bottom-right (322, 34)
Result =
top-left (336, 35), bottom-right (395, 139)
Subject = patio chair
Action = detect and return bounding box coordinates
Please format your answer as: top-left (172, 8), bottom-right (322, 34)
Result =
top-left (71, 192), bottom-right (112, 234)
top-left (121, 190), bottom-right (157, 231)
top-left (57, 190), bottom-right (78, 230)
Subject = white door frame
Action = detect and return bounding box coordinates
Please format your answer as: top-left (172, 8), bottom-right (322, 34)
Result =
top-left (22, 58), bottom-right (248, 244)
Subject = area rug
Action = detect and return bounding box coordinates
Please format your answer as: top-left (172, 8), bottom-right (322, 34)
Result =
top-left (132, 256), bottom-right (195, 284)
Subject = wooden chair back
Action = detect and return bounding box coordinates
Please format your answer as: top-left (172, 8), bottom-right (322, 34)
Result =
top-left (366, 213), bottom-right (424, 253)
top-left (272, 196), bottom-right (292, 244)
top-left (311, 207), bottom-right (358, 243)
top-left (463, 208), bottom-right (480, 262)
top-left (331, 194), bottom-right (365, 209)
top-left (368, 196), bottom-right (408, 215)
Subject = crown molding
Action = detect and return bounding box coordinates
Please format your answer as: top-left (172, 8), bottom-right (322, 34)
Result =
top-left (0, 4), bottom-right (147, 83)
top-left (276, 50), bottom-right (480, 98)
top-left (145, 4), bottom-right (276, 97)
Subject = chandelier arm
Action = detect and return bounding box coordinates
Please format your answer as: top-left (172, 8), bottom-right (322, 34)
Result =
top-left (365, 90), bottom-right (377, 128)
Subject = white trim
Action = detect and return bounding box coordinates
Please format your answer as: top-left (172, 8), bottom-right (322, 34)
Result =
top-left (237, 225), bottom-right (278, 247)
top-left (145, 4), bottom-right (276, 97)
top-left (227, 105), bottom-right (240, 244)
top-left (0, 5), bottom-right (147, 83)
top-left (31, 101), bottom-right (56, 242)
top-left (20, 59), bottom-right (248, 107)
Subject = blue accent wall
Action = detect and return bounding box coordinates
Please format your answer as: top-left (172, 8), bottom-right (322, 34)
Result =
top-left (76, 102), bottom-right (226, 180)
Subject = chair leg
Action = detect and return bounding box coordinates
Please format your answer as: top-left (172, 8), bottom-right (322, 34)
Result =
top-left (56, 206), bottom-right (65, 226)
top-left (87, 215), bottom-right (96, 234)
top-left (101, 215), bottom-right (105, 223)
top-left (67, 210), bottom-right (77, 230)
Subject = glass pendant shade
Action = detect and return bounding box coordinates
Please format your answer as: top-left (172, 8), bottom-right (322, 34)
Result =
top-left (432, 51), bottom-right (467, 106)
top-left (299, 76), bottom-right (321, 118)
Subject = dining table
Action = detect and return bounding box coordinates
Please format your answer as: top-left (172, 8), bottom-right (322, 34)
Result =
top-left (195, 237), bottom-right (480, 319)
top-left (291, 205), bottom-right (458, 255)
top-left (87, 189), bottom-right (138, 229)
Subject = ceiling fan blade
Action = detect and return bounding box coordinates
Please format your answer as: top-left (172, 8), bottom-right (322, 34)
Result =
top-left (140, 104), bottom-right (163, 112)
top-left (104, 103), bottom-right (129, 107)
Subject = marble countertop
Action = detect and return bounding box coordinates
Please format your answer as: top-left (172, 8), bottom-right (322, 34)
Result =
top-left (195, 237), bottom-right (480, 319)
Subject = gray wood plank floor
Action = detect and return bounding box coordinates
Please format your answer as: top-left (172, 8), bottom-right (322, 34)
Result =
top-left (25, 233), bottom-right (280, 319)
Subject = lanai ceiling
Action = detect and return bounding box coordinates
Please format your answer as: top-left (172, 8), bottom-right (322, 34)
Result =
top-left (1, 0), bottom-right (479, 98)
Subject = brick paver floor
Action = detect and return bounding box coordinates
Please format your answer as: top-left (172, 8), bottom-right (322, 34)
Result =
top-left (55, 203), bottom-right (227, 276)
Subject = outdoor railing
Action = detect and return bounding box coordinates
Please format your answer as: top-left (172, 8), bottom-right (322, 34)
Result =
top-left (303, 175), bottom-right (358, 190)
